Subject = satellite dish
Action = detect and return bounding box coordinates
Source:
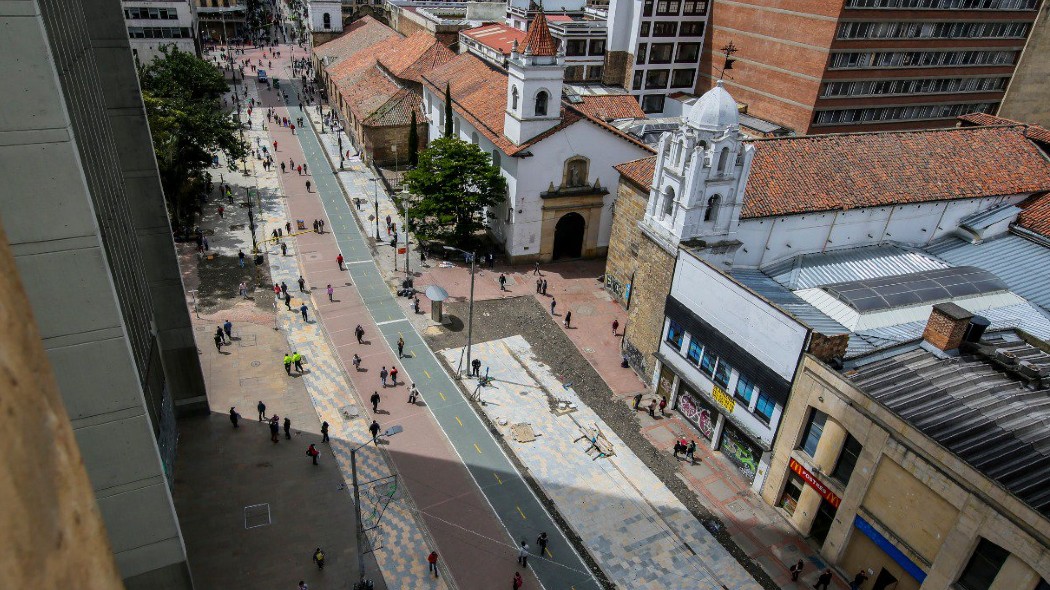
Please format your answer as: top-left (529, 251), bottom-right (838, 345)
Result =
top-left (425, 285), bottom-right (449, 302)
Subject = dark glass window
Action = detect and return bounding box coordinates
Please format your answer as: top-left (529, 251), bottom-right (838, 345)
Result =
top-left (713, 360), bottom-right (731, 388)
top-left (643, 0), bottom-right (654, 16)
top-left (734, 375), bottom-right (754, 404)
top-left (686, 339), bottom-right (702, 363)
top-left (641, 94), bottom-right (665, 113)
top-left (799, 409), bottom-right (827, 457)
top-left (831, 434), bottom-right (863, 484)
top-left (649, 43), bottom-right (674, 63)
top-left (680, 22), bottom-right (705, 36)
top-left (645, 69), bottom-right (669, 89)
top-left (636, 44), bottom-right (647, 64)
top-left (699, 349), bottom-right (717, 376)
top-left (632, 71), bottom-right (644, 90)
top-left (666, 320), bottom-right (684, 350)
top-left (565, 40), bottom-right (587, 56)
top-left (754, 390), bottom-right (775, 423)
top-left (957, 539), bottom-right (1010, 590)
top-left (653, 22), bottom-right (677, 36)
top-left (683, 0), bottom-right (708, 14)
top-left (671, 68), bottom-right (695, 87)
top-left (656, 0), bottom-right (681, 14)
top-left (640, 22), bottom-right (651, 37)
top-left (676, 43), bottom-right (700, 63)
top-left (589, 39), bottom-right (606, 55)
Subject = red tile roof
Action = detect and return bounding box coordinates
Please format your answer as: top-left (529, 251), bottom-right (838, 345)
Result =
top-left (314, 17), bottom-right (398, 66)
top-left (576, 94), bottom-right (645, 121)
top-left (1017, 193), bottom-right (1050, 238)
top-left (614, 156), bottom-right (657, 189)
top-left (379, 31), bottom-right (455, 83)
top-left (520, 12), bottom-right (558, 56)
top-left (462, 23), bottom-right (526, 56)
top-left (742, 126), bottom-right (1050, 219)
top-left (958, 112), bottom-right (1050, 146)
top-left (545, 14), bottom-right (573, 22)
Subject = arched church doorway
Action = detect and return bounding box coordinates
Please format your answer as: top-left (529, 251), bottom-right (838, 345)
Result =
top-left (552, 212), bottom-right (585, 260)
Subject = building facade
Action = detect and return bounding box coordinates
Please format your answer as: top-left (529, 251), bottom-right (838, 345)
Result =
top-left (762, 309), bottom-right (1050, 590)
top-left (1, 0), bottom-right (208, 587)
top-left (123, 0), bottom-right (198, 63)
top-left (461, 17), bottom-right (608, 82)
top-left (698, 0), bottom-right (1043, 134)
top-left (196, 0), bottom-right (245, 43)
top-left (998, 1), bottom-right (1050, 127)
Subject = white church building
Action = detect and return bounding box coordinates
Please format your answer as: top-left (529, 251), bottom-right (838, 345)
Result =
top-left (420, 13), bottom-right (652, 263)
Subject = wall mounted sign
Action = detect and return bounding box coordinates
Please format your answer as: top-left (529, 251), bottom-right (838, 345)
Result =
top-left (711, 385), bottom-right (736, 413)
top-left (788, 457), bottom-right (841, 508)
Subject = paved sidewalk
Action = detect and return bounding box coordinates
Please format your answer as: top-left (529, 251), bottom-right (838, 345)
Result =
top-left (442, 337), bottom-right (761, 590)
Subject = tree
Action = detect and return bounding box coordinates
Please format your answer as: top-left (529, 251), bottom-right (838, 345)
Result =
top-left (404, 138), bottom-right (507, 247)
top-left (139, 46), bottom-right (248, 226)
top-left (407, 110), bottom-right (419, 167)
top-left (443, 83), bottom-right (454, 139)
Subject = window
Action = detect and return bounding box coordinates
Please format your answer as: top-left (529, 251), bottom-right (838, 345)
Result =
top-left (734, 375), bottom-right (754, 404)
top-left (686, 339), bottom-right (703, 363)
top-left (699, 350), bottom-right (717, 376)
top-left (653, 22), bottom-right (678, 36)
top-left (565, 65), bottom-right (585, 81)
top-left (587, 65), bottom-right (604, 80)
top-left (589, 39), bottom-right (606, 55)
top-left (656, 0), bottom-right (681, 13)
top-left (717, 147), bottom-right (731, 173)
top-left (957, 539), bottom-right (1010, 590)
top-left (831, 434), bottom-right (862, 484)
top-left (683, 0), bottom-right (708, 14)
top-left (511, 87), bottom-right (519, 110)
top-left (636, 44), bottom-right (648, 64)
top-left (565, 40), bottom-right (587, 56)
top-left (640, 22), bottom-right (651, 37)
top-left (813, 101), bottom-right (998, 126)
top-left (535, 91), bottom-right (549, 116)
top-left (676, 43), bottom-right (701, 63)
top-left (680, 22), bottom-right (705, 36)
top-left (820, 76), bottom-right (1009, 98)
top-left (661, 187), bottom-right (675, 217)
top-left (643, 0), bottom-right (654, 16)
top-left (837, 20), bottom-right (1029, 40)
top-left (671, 68), bottom-right (695, 87)
top-left (754, 391), bottom-right (775, 423)
top-left (633, 71), bottom-right (644, 90)
top-left (649, 43), bottom-right (674, 63)
top-left (799, 409), bottom-right (827, 457)
top-left (779, 473), bottom-right (805, 515)
top-left (491, 150), bottom-right (501, 168)
top-left (323, 12), bottom-right (331, 29)
top-left (704, 195), bottom-right (720, 222)
top-left (713, 360), bottom-right (731, 388)
top-left (641, 94), bottom-right (665, 113)
top-left (845, 0), bottom-right (1038, 8)
top-left (666, 320), bottom-right (684, 350)
top-left (829, 49), bottom-right (1016, 69)
top-left (471, 132), bottom-right (479, 145)
top-left (646, 69), bottom-right (670, 89)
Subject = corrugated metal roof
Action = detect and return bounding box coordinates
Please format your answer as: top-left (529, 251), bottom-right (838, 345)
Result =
top-left (958, 203), bottom-right (1021, 232)
top-left (763, 245), bottom-right (949, 290)
top-left (926, 234), bottom-right (1050, 314)
top-left (729, 270), bottom-right (849, 336)
top-left (848, 337), bottom-right (1050, 518)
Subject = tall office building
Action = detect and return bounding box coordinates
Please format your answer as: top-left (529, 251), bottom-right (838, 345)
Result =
top-left (0, 0), bottom-right (208, 587)
top-left (122, 0), bottom-right (199, 64)
top-left (698, 0), bottom-right (1043, 134)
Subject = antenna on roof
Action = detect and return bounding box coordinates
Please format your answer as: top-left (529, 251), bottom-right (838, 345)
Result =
top-left (718, 41), bottom-right (738, 81)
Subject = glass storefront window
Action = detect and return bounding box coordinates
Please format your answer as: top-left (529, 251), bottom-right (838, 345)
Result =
top-left (779, 473), bottom-right (804, 515)
top-left (720, 423), bottom-right (761, 482)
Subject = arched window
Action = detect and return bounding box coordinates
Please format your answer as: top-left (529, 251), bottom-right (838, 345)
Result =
top-left (322, 12), bottom-right (331, 29)
top-left (471, 132), bottom-right (479, 145)
top-left (662, 187), bottom-right (675, 219)
top-left (705, 195), bottom-right (721, 222)
top-left (717, 147), bottom-right (731, 174)
top-left (535, 91), bottom-right (549, 116)
top-left (511, 87), bottom-right (519, 111)
top-left (454, 117), bottom-right (461, 135)
top-left (492, 149), bottom-right (501, 168)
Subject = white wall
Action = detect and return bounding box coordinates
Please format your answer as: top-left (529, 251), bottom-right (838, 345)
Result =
top-left (307, 0), bottom-right (342, 33)
top-left (733, 194), bottom-right (1029, 269)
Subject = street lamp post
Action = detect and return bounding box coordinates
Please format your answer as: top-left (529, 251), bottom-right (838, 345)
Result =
top-left (349, 425), bottom-right (402, 589)
top-left (401, 187), bottom-right (411, 276)
top-left (370, 178), bottom-right (380, 240)
top-left (444, 246), bottom-right (476, 377)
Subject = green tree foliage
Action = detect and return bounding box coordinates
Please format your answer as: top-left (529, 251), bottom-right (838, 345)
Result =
top-left (443, 83), bottom-right (453, 138)
top-left (139, 46), bottom-right (248, 225)
top-left (408, 110), bottom-right (419, 167)
top-left (404, 138), bottom-right (507, 247)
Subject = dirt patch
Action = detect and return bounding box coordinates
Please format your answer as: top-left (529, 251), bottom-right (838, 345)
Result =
top-left (194, 252), bottom-right (274, 313)
top-left (423, 296), bottom-right (780, 590)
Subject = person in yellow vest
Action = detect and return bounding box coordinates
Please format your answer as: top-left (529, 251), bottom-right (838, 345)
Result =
top-left (283, 353), bottom-right (293, 375)
top-left (292, 351), bottom-right (304, 374)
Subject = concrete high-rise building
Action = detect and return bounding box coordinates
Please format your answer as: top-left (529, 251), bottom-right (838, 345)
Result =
top-left (0, 0), bottom-right (208, 587)
top-left (122, 0), bottom-right (199, 64)
top-left (998, 1), bottom-right (1050, 126)
top-left (698, 0), bottom-right (1043, 134)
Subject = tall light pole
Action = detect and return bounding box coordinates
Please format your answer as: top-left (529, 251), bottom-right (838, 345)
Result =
top-left (444, 246), bottom-right (476, 377)
top-left (401, 187), bottom-right (411, 276)
top-left (350, 425), bottom-right (402, 590)
top-left (370, 178), bottom-right (380, 240)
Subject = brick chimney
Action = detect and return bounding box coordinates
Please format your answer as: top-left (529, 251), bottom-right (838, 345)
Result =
top-left (922, 302), bottom-right (974, 352)
top-left (808, 332), bottom-right (849, 364)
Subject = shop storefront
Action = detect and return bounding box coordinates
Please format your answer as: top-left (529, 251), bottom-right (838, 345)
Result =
top-left (675, 384), bottom-right (717, 441)
top-left (720, 422), bottom-right (762, 482)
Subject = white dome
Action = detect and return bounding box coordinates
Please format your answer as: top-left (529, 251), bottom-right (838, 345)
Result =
top-left (687, 80), bottom-right (739, 130)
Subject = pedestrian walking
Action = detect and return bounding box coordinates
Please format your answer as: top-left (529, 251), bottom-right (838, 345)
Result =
top-left (814, 569), bottom-right (833, 590)
top-left (300, 303), bottom-right (309, 322)
top-left (517, 541), bottom-right (529, 567)
top-left (223, 319), bottom-right (233, 342)
top-left (849, 570), bottom-right (869, 590)
top-left (257, 400), bottom-right (266, 421)
top-left (293, 351), bottom-right (304, 373)
top-left (673, 439), bottom-right (683, 458)
top-left (313, 219), bottom-right (319, 233)
top-left (550, 298), bottom-right (556, 315)
top-left (298, 581), bottom-right (307, 590)
top-left (659, 396), bottom-right (667, 415)
top-left (213, 330), bottom-right (223, 352)
top-left (427, 551), bottom-right (439, 578)
top-left (356, 325), bottom-right (365, 344)
top-left (564, 310), bottom-right (572, 328)
top-left (229, 407), bottom-right (240, 428)
top-left (498, 273), bottom-right (507, 291)
top-left (327, 284), bottom-right (334, 301)
top-left (270, 416), bottom-right (280, 443)
top-left (218, 205), bottom-right (225, 218)
top-left (789, 560), bottom-right (804, 581)
top-left (370, 390), bottom-right (381, 413)
top-left (471, 358), bottom-right (481, 377)
top-left (536, 532), bottom-right (548, 557)
top-left (283, 417), bottom-right (292, 440)
top-left (648, 399), bottom-right (657, 417)
top-left (239, 281), bottom-right (249, 298)
top-left (390, 366), bottom-right (398, 385)
top-left (541, 279), bottom-right (548, 295)
top-left (239, 249), bottom-right (246, 267)
top-left (306, 444), bottom-right (320, 465)
top-left (318, 219), bottom-right (324, 233)
top-left (612, 319), bottom-right (619, 335)
top-left (352, 353), bottom-right (361, 371)
top-left (633, 393), bottom-right (643, 409)
top-left (281, 241), bottom-right (287, 256)
top-left (275, 282), bottom-right (282, 299)
top-left (337, 253), bottom-right (344, 270)
top-left (297, 164), bottom-right (302, 175)
top-left (686, 440), bottom-right (697, 463)
top-left (513, 572), bottom-right (523, 590)
top-left (284, 353), bottom-right (293, 375)
top-left (397, 336), bottom-right (405, 358)
top-left (298, 275), bottom-right (306, 291)
top-left (281, 282), bottom-right (289, 298)
top-left (533, 261), bottom-right (540, 275)
top-left (285, 293), bottom-right (293, 310)
top-left (313, 548), bottom-right (325, 570)
top-left (369, 419), bottom-right (381, 443)
top-left (408, 383), bottom-right (419, 404)
top-left (321, 421), bottom-right (330, 442)
top-left (304, 163), bottom-right (308, 175)
top-left (536, 278), bottom-right (542, 293)
top-left (306, 180), bottom-right (311, 192)
top-left (281, 162), bottom-right (286, 173)
top-left (380, 366), bottom-right (388, 387)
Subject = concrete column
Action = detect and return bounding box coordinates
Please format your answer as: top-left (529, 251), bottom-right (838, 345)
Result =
top-left (989, 554), bottom-right (1041, 590)
top-left (811, 416), bottom-right (848, 474)
top-left (791, 484), bottom-right (823, 535)
top-left (710, 412), bottom-right (726, 449)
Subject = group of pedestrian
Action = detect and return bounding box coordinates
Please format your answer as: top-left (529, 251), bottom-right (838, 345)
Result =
top-left (378, 365), bottom-right (399, 387)
top-left (213, 320), bottom-right (234, 352)
top-left (283, 351), bottom-right (305, 375)
top-left (672, 437), bottom-right (698, 463)
top-left (311, 219), bottom-right (325, 233)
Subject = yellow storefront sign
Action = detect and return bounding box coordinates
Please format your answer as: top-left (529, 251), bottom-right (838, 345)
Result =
top-left (711, 386), bottom-right (735, 413)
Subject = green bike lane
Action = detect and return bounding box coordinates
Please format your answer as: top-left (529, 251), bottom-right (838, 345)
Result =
top-left (290, 104), bottom-right (602, 590)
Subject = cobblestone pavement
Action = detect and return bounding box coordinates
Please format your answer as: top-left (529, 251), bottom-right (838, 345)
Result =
top-left (441, 336), bottom-right (761, 590)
